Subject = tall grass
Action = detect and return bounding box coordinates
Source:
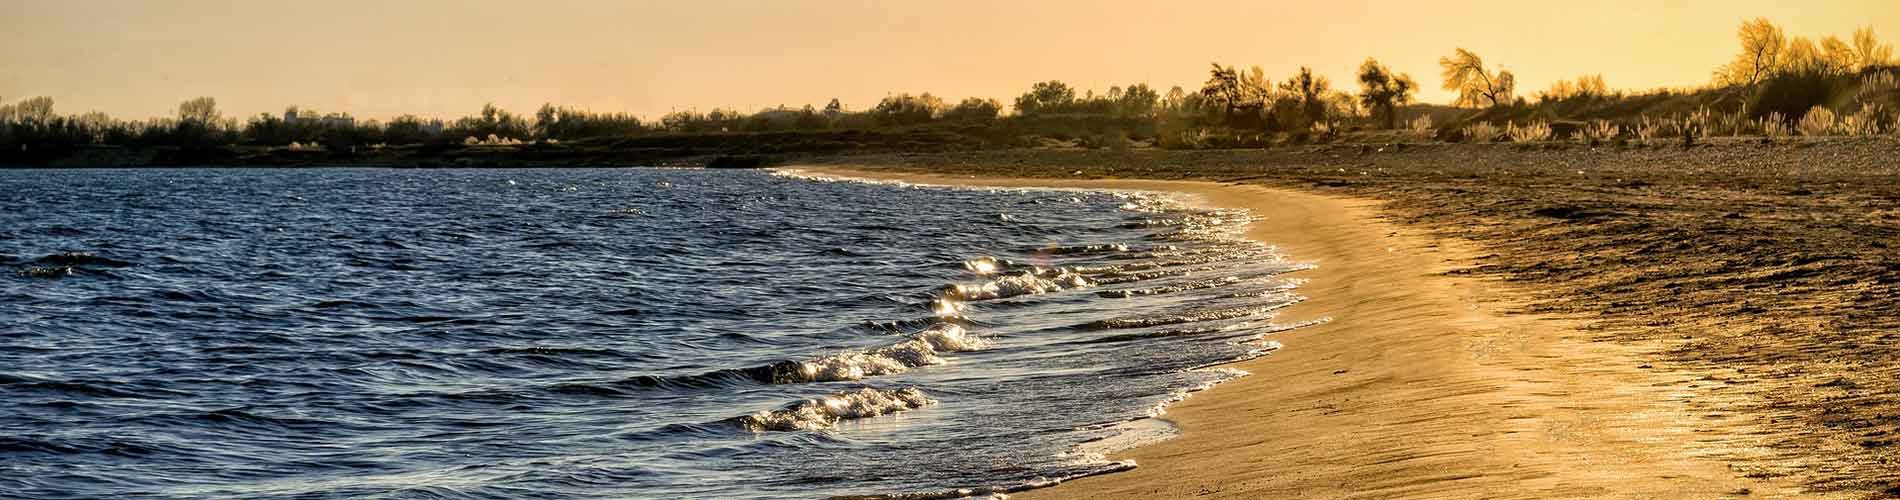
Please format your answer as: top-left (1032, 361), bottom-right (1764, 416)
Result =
top-left (1574, 120), bottom-right (1619, 143)
top-left (1407, 115), bottom-right (1434, 137)
top-left (1759, 112), bottom-right (1792, 138)
top-left (1505, 121), bottom-right (1552, 143)
top-left (1461, 122), bottom-right (1501, 143)
top-left (1797, 106), bottom-right (1837, 136)
top-left (1634, 117), bottom-right (1663, 143)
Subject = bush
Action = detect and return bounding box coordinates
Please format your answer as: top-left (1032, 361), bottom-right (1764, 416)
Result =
top-left (1750, 71), bottom-right (1853, 121)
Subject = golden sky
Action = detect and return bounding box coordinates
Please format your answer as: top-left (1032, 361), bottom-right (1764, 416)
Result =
top-left (2, 0), bottom-right (1895, 121)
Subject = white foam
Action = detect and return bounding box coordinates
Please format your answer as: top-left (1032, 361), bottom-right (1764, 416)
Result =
top-left (738, 386), bottom-right (937, 432)
top-left (945, 268), bottom-right (1093, 301)
top-left (790, 324), bottom-right (992, 383)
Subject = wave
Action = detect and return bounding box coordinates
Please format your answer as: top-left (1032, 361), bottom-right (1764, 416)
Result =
top-left (559, 324), bottom-right (993, 395)
top-left (941, 268), bottom-right (1092, 301)
top-left (776, 324), bottom-right (992, 383)
top-left (735, 386), bottom-right (937, 432)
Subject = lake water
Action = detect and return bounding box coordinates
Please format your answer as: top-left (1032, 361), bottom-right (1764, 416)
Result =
top-left (0, 167), bottom-right (1314, 499)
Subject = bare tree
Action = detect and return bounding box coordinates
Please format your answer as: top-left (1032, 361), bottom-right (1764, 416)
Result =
top-left (1438, 49), bottom-right (1514, 108)
top-left (177, 97), bottom-right (221, 125)
top-left (15, 96), bottom-right (56, 124)
top-left (1783, 36), bottom-right (1830, 73)
top-left (1715, 18), bottom-right (1787, 86)
top-left (1852, 26), bottom-right (1895, 69)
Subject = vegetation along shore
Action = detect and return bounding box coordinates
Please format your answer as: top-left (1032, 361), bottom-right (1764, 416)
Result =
top-left (9, 14), bottom-right (1900, 498)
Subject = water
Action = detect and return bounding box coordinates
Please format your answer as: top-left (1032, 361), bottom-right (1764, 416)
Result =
top-left (0, 167), bottom-right (1316, 499)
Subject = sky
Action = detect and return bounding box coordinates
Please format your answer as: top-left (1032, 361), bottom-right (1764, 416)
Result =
top-left (2, 0), bottom-right (1896, 122)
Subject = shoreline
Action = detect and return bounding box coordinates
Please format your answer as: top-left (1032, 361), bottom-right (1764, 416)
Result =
top-left (792, 166), bottom-right (1822, 499)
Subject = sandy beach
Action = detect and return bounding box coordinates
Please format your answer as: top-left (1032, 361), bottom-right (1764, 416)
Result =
top-left (793, 163), bottom-right (1862, 499)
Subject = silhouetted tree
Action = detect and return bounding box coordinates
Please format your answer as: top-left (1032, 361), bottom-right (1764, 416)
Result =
top-left (1356, 59), bottom-right (1416, 129)
top-left (1539, 74), bottom-right (1609, 102)
top-left (446, 103), bottom-right (529, 141)
top-left (383, 115), bottom-right (442, 145)
top-left (1200, 64), bottom-right (1269, 127)
top-left (943, 97), bottom-right (1001, 122)
top-left (871, 93), bottom-right (944, 126)
top-left (14, 96), bottom-right (55, 125)
top-left (533, 103), bottom-right (643, 140)
top-left (1279, 67), bottom-right (1331, 127)
top-left (1118, 83), bottom-right (1160, 118)
top-left (1013, 80), bottom-right (1076, 116)
top-left (173, 97), bottom-right (226, 147)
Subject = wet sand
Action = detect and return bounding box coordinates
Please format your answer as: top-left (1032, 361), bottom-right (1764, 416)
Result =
top-left (793, 162), bottom-right (1863, 499)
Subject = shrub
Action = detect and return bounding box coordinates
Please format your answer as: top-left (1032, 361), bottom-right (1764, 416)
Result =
top-left (1857, 72), bottom-right (1900, 109)
top-left (1461, 122), bottom-right (1501, 143)
top-left (1797, 106), bottom-right (1837, 136)
top-left (1751, 70), bottom-right (1850, 120)
top-left (1506, 120), bottom-right (1552, 143)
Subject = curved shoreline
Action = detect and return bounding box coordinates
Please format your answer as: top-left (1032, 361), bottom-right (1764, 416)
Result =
top-left (789, 166), bottom-right (1822, 499)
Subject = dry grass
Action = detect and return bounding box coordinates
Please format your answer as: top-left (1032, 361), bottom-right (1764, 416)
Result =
top-left (1408, 115), bottom-right (1435, 138)
top-left (1506, 121), bottom-right (1552, 143)
top-left (1797, 106), bottom-right (1837, 136)
top-left (1759, 112), bottom-right (1792, 138)
top-left (1578, 120), bottom-right (1619, 143)
top-left (1462, 122), bottom-right (1501, 143)
top-left (1634, 117), bottom-right (1663, 143)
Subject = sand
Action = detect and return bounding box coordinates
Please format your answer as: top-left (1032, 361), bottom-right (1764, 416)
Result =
top-left (790, 165), bottom-right (1836, 499)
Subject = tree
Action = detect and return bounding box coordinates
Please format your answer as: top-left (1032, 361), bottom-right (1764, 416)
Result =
top-left (1539, 74), bottom-right (1609, 101)
top-left (1716, 18), bottom-right (1787, 86)
top-left (1161, 86), bottom-right (1189, 112)
top-left (1118, 83), bottom-right (1160, 117)
top-left (15, 96), bottom-right (55, 124)
top-left (870, 93), bottom-right (944, 126)
top-left (1783, 36), bottom-right (1825, 73)
top-left (1356, 58), bottom-right (1416, 129)
top-left (942, 97), bottom-right (1001, 122)
top-left (1820, 35), bottom-right (1857, 74)
top-left (1278, 67), bottom-right (1331, 126)
top-left (1852, 26), bottom-right (1895, 69)
top-left (1013, 80), bottom-right (1077, 115)
top-left (177, 97), bottom-right (220, 125)
top-left (1438, 48), bottom-right (1514, 107)
top-left (1200, 63), bottom-right (1270, 126)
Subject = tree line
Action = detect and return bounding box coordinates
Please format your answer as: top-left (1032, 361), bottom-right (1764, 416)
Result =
top-left (2, 17), bottom-right (1894, 155)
